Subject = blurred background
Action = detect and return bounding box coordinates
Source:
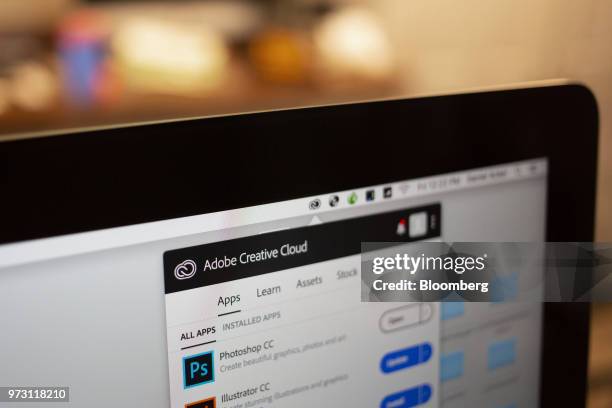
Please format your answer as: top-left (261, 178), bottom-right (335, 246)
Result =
top-left (0, 1), bottom-right (611, 405)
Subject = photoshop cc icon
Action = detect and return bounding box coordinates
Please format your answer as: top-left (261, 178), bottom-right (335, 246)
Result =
top-left (183, 351), bottom-right (214, 389)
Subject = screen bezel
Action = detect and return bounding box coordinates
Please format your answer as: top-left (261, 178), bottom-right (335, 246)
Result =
top-left (0, 84), bottom-right (598, 406)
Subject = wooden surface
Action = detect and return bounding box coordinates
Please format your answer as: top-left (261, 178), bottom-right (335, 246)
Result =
top-left (589, 304), bottom-right (612, 408)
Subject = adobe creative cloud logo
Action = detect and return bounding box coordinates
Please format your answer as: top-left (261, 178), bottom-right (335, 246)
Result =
top-left (174, 259), bottom-right (197, 280)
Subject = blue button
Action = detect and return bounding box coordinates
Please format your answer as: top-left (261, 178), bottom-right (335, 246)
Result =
top-left (381, 384), bottom-right (432, 408)
top-left (380, 343), bottom-right (432, 374)
top-left (420, 384), bottom-right (431, 402)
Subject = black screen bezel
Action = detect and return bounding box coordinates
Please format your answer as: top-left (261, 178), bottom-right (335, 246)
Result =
top-left (0, 84), bottom-right (598, 406)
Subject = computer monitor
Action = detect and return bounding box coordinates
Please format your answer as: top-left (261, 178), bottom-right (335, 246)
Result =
top-left (0, 83), bottom-right (598, 407)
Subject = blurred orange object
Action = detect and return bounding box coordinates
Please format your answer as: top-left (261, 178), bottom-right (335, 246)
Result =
top-left (314, 7), bottom-right (396, 83)
top-left (111, 17), bottom-right (229, 96)
top-left (10, 61), bottom-right (59, 111)
top-left (249, 28), bottom-right (311, 85)
top-left (57, 9), bottom-right (109, 44)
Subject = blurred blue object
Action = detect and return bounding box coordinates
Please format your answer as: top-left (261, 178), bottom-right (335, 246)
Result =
top-left (57, 11), bottom-right (108, 106)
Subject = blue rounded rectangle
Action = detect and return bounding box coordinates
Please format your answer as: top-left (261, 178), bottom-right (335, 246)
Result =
top-left (381, 384), bottom-right (432, 408)
top-left (380, 343), bottom-right (432, 374)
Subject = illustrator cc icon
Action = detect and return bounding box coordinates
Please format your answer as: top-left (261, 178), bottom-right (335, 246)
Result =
top-left (175, 259), bottom-right (197, 280)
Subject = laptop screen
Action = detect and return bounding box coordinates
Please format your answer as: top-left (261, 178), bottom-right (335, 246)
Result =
top-left (0, 158), bottom-right (547, 408)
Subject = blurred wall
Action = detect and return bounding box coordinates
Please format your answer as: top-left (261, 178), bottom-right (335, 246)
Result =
top-left (369, 0), bottom-right (612, 240)
top-left (0, 0), bottom-right (75, 33)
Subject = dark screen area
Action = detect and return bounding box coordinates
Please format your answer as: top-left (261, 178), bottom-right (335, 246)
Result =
top-left (0, 85), bottom-right (597, 245)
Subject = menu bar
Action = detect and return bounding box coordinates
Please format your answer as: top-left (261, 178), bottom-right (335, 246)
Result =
top-left (163, 204), bottom-right (441, 293)
top-left (0, 159), bottom-right (543, 270)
